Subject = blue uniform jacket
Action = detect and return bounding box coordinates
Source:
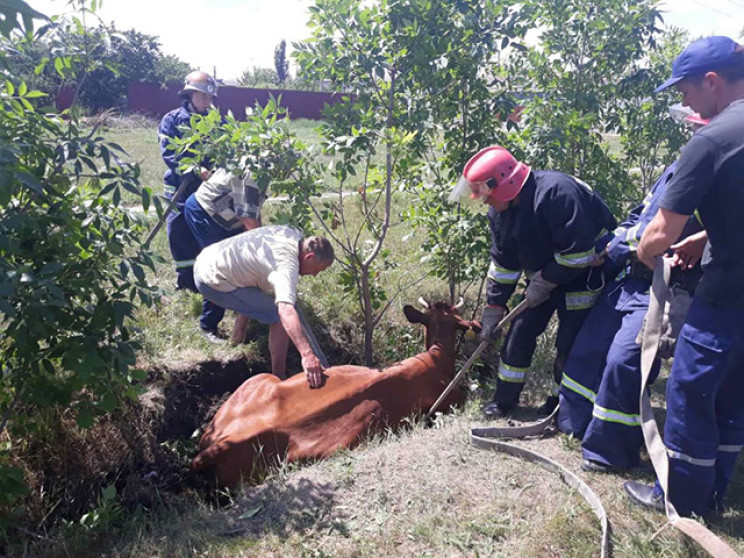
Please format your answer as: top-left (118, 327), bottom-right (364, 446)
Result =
top-left (157, 100), bottom-right (214, 208)
top-left (605, 162), bottom-right (678, 271)
top-left (486, 170), bottom-right (617, 308)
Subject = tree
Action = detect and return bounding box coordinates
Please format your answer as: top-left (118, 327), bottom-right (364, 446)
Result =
top-left (506, 0), bottom-right (662, 215)
top-left (3, 16), bottom-right (191, 111)
top-left (291, 0), bottom-right (531, 364)
top-left (238, 65), bottom-right (278, 88)
top-left (615, 28), bottom-right (692, 196)
top-left (274, 39), bottom-right (289, 84)
top-left (398, 1), bottom-right (531, 303)
top-left (0, 0), bottom-right (157, 512)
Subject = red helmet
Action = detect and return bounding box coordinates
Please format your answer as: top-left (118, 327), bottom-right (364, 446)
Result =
top-left (450, 146), bottom-right (531, 203)
top-left (179, 71), bottom-right (218, 99)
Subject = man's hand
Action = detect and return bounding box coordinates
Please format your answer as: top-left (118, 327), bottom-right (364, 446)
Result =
top-left (302, 353), bottom-right (324, 388)
top-left (481, 305), bottom-right (507, 341)
top-left (636, 243), bottom-right (657, 270)
top-left (670, 231), bottom-right (707, 270)
top-left (589, 248), bottom-right (607, 267)
top-left (525, 271), bottom-right (556, 307)
top-left (637, 208), bottom-right (690, 270)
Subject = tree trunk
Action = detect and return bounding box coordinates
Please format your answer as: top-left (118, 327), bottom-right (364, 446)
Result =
top-left (361, 264), bottom-right (374, 367)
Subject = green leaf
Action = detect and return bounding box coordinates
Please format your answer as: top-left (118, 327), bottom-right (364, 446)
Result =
top-left (76, 408), bottom-right (95, 429)
top-left (130, 368), bottom-right (147, 381)
top-left (98, 392), bottom-right (117, 413)
top-left (101, 485), bottom-right (116, 501)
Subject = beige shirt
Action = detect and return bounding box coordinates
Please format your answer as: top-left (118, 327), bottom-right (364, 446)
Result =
top-left (194, 225), bottom-right (301, 304)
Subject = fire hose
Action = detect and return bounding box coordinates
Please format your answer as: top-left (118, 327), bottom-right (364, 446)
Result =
top-left (430, 300), bottom-right (610, 556)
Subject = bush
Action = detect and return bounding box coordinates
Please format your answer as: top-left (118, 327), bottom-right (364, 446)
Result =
top-left (0, 0), bottom-right (158, 527)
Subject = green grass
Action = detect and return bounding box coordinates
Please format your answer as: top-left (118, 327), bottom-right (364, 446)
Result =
top-left (10, 115), bottom-right (744, 558)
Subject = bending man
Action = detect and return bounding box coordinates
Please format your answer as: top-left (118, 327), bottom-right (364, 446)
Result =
top-left (194, 225), bottom-right (334, 387)
top-left (557, 110), bottom-right (707, 473)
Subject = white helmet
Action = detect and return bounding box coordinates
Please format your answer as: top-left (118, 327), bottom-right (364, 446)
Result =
top-left (179, 71), bottom-right (218, 98)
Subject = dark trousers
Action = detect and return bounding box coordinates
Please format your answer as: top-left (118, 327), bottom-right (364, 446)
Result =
top-left (493, 275), bottom-right (599, 410)
top-left (166, 209), bottom-right (224, 332)
top-left (659, 299), bottom-right (744, 516)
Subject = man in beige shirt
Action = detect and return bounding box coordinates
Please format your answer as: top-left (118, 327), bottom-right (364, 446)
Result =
top-left (194, 226), bottom-right (334, 387)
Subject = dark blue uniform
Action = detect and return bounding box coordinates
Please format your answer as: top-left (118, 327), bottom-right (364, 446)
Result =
top-left (158, 100), bottom-right (224, 332)
top-left (486, 171), bottom-right (616, 411)
top-left (557, 162), bottom-right (702, 470)
top-left (650, 99), bottom-right (744, 516)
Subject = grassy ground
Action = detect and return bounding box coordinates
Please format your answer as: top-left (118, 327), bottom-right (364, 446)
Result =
top-left (6, 116), bottom-right (744, 557)
top-left (21, 392), bottom-right (744, 558)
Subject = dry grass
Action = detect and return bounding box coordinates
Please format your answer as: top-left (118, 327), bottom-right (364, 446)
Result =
top-left (25, 390), bottom-right (743, 558)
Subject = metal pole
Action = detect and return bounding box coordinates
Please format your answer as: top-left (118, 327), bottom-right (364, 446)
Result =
top-left (143, 177), bottom-right (195, 247)
top-left (427, 299), bottom-right (529, 418)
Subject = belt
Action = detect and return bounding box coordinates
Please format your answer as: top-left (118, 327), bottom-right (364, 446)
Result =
top-left (628, 260), bottom-right (701, 293)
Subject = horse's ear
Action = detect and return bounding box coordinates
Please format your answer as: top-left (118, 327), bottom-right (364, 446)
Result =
top-left (404, 305), bottom-right (429, 325)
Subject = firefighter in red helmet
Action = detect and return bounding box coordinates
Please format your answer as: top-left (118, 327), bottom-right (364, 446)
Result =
top-left (451, 146), bottom-right (617, 419)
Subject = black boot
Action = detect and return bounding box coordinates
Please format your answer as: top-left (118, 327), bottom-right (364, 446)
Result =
top-left (623, 481), bottom-right (664, 511)
top-left (536, 395), bottom-right (559, 418)
top-left (483, 400), bottom-right (512, 419)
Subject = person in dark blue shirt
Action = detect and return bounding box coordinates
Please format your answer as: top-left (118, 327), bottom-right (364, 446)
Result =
top-left (450, 146), bottom-right (616, 419)
top-left (626, 36), bottom-right (744, 518)
top-left (158, 70), bottom-right (227, 343)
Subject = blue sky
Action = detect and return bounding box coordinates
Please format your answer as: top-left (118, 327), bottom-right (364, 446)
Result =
top-left (30, 0), bottom-right (744, 81)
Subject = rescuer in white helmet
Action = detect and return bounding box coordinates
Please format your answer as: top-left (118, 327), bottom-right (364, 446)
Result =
top-left (157, 70), bottom-right (228, 343)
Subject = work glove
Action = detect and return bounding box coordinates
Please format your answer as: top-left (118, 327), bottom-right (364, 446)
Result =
top-left (481, 305), bottom-right (507, 341)
top-left (525, 271), bottom-right (557, 308)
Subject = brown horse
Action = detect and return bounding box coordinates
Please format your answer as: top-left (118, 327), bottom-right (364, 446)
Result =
top-left (192, 299), bottom-right (480, 487)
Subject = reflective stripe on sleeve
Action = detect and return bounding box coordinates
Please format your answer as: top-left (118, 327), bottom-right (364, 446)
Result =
top-left (561, 373), bottom-right (596, 403)
top-left (694, 210), bottom-right (704, 227)
top-left (498, 362), bottom-right (527, 384)
top-left (566, 290), bottom-right (600, 310)
top-left (175, 259), bottom-right (195, 269)
top-left (626, 222), bottom-right (643, 248)
top-left (719, 444), bottom-right (744, 453)
top-left (667, 449), bottom-right (716, 467)
top-left (554, 247), bottom-right (596, 268)
top-left (592, 404), bottom-right (641, 427)
top-left (488, 261), bottom-right (521, 284)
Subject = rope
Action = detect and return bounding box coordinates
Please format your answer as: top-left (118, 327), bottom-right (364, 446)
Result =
top-left (639, 256), bottom-right (740, 558)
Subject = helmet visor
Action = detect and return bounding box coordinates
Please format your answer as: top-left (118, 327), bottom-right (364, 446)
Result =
top-left (448, 176), bottom-right (490, 203)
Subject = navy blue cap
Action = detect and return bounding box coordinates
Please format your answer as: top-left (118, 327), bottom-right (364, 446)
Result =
top-left (656, 36), bottom-right (744, 93)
